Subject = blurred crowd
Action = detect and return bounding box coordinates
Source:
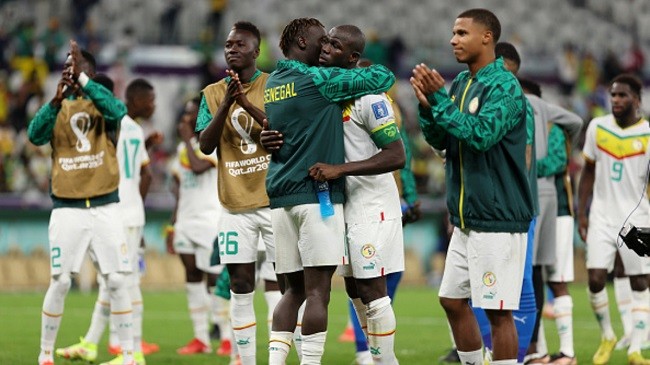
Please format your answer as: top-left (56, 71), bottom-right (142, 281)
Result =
top-left (0, 0), bottom-right (646, 211)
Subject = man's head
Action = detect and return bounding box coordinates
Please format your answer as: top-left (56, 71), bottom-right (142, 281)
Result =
top-left (93, 74), bottom-right (114, 94)
top-left (319, 25), bottom-right (365, 69)
top-left (181, 96), bottom-right (201, 131)
top-left (518, 77), bottom-right (541, 98)
top-left (224, 21), bottom-right (261, 72)
top-left (125, 78), bottom-right (155, 119)
top-left (610, 73), bottom-right (642, 120)
top-left (279, 17), bottom-right (327, 66)
top-left (495, 42), bottom-right (521, 74)
top-left (451, 8), bottom-right (501, 65)
top-left (64, 49), bottom-right (97, 77)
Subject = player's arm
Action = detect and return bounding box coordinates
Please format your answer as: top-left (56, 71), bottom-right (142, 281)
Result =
top-left (545, 101), bottom-right (583, 144)
top-left (166, 175), bottom-right (180, 254)
top-left (228, 70), bottom-right (266, 126)
top-left (180, 118), bottom-right (216, 174)
top-left (537, 124), bottom-right (567, 177)
top-left (78, 73), bottom-right (127, 129)
top-left (525, 101), bottom-right (534, 171)
top-left (197, 90), bottom-right (231, 154)
top-left (416, 104), bottom-right (447, 150)
top-left (28, 72), bottom-right (77, 145)
top-left (139, 163), bottom-right (153, 200)
top-left (577, 157), bottom-right (595, 241)
top-left (307, 64), bottom-right (396, 102)
top-left (399, 125), bottom-right (419, 206)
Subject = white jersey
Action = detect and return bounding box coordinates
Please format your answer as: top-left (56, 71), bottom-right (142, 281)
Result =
top-left (583, 114), bottom-right (650, 227)
top-left (342, 93), bottom-right (402, 224)
top-left (116, 115), bottom-right (149, 227)
top-left (171, 138), bottom-right (221, 228)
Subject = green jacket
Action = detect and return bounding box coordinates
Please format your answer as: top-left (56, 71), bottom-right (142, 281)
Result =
top-left (264, 60), bottom-right (395, 208)
top-left (418, 58), bottom-right (533, 232)
top-left (539, 124), bottom-right (572, 216)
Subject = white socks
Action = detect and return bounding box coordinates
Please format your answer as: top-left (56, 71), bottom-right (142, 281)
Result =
top-left (294, 302), bottom-right (306, 360)
top-left (301, 331), bottom-right (327, 364)
top-left (457, 349), bottom-right (483, 365)
top-left (351, 297), bottom-right (368, 336)
top-left (367, 296), bottom-right (398, 364)
top-left (269, 331), bottom-right (293, 365)
top-left (590, 287), bottom-right (616, 340)
top-left (231, 291), bottom-right (257, 365)
top-left (629, 289), bottom-right (650, 354)
top-left (40, 274), bottom-right (72, 361)
top-left (265, 290), bottom-right (282, 334)
top-left (614, 277), bottom-right (633, 340)
top-left (536, 320), bottom-right (548, 355)
top-left (186, 282), bottom-right (210, 346)
top-left (553, 295), bottom-right (574, 357)
top-left (85, 284), bottom-right (110, 344)
top-left (129, 284), bottom-right (143, 353)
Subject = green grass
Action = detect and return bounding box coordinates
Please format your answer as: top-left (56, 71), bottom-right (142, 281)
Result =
top-left (0, 283), bottom-right (647, 364)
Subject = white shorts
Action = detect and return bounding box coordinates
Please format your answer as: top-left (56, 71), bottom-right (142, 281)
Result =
top-left (586, 223), bottom-right (650, 275)
top-left (271, 203), bottom-right (345, 274)
top-left (174, 219), bottom-right (219, 251)
top-left (175, 232), bottom-right (220, 275)
top-left (439, 227), bottom-right (526, 310)
top-left (546, 216), bottom-right (574, 282)
top-left (48, 204), bottom-right (131, 276)
top-left (338, 218), bottom-right (404, 279)
top-left (258, 257), bottom-right (277, 282)
top-left (217, 207), bottom-right (274, 265)
top-left (124, 225), bottom-right (143, 285)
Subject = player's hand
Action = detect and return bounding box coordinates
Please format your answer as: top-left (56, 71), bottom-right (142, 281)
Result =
top-left (51, 73), bottom-right (78, 107)
top-left (410, 76), bottom-right (431, 109)
top-left (68, 40), bottom-right (82, 80)
top-left (225, 69), bottom-right (244, 105)
top-left (260, 118), bottom-right (283, 151)
top-left (178, 119), bottom-right (194, 142)
top-left (402, 201), bottom-right (422, 226)
top-left (145, 131), bottom-right (164, 150)
top-left (309, 162), bottom-right (343, 181)
top-left (165, 232), bottom-right (175, 254)
top-left (412, 63), bottom-right (445, 96)
top-left (578, 215), bottom-right (588, 242)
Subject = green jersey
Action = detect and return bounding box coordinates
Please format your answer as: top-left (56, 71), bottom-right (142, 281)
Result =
top-left (264, 59), bottom-right (395, 208)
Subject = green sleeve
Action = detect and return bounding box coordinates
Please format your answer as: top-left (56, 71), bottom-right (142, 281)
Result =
top-left (525, 101), bottom-right (534, 145)
top-left (399, 126), bottom-right (418, 205)
top-left (27, 102), bottom-right (59, 146)
top-left (83, 79), bottom-right (127, 128)
top-left (417, 104), bottom-right (447, 150)
top-left (537, 124), bottom-right (567, 177)
top-left (426, 80), bottom-right (526, 152)
top-left (195, 95), bottom-right (213, 132)
top-left (309, 64), bottom-right (395, 102)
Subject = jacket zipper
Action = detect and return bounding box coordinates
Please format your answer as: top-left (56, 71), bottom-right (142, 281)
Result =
top-left (458, 77), bottom-right (473, 229)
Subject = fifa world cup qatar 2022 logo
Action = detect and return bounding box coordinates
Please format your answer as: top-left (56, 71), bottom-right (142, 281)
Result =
top-left (70, 112), bottom-right (95, 152)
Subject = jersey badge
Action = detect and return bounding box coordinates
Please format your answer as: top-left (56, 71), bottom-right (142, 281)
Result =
top-left (468, 97), bottom-right (479, 114)
top-left (371, 101), bottom-right (389, 120)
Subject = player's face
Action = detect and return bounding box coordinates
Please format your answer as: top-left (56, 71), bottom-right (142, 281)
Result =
top-left (182, 101), bottom-right (199, 131)
top-left (140, 90), bottom-right (156, 119)
top-left (303, 25), bottom-right (328, 66)
top-left (319, 28), bottom-right (353, 68)
top-left (610, 82), bottom-right (639, 119)
top-left (450, 17), bottom-right (488, 64)
top-left (224, 29), bottom-right (259, 71)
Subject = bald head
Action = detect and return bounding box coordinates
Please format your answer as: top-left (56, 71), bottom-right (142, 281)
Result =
top-left (330, 25), bottom-right (366, 54)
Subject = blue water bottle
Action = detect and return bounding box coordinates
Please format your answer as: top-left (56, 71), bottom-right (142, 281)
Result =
top-left (315, 180), bottom-right (335, 218)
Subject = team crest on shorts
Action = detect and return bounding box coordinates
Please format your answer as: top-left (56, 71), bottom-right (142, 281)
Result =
top-left (361, 244), bottom-right (376, 259)
top-left (482, 271), bottom-right (496, 287)
top-left (120, 243), bottom-right (128, 255)
top-left (468, 97), bottom-right (479, 114)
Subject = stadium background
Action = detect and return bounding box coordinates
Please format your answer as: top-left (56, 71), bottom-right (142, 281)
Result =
top-left (0, 0), bottom-right (648, 291)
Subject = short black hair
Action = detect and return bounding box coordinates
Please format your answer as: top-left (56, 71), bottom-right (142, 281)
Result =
top-left (333, 25), bottom-right (365, 54)
top-left (125, 78), bottom-right (154, 102)
top-left (232, 21), bottom-right (261, 46)
top-left (93, 74), bottom-right (114, 93)
top-left (457, 8), bottom-right (501, 42)
top-left (611, 73), bottom-right (643, 100)
top-left (279, 17), bottom-right (324, 57)
top-left (80, 49), bottom-right (96, 73)
top-left (518, 77), bottom-right (542, 98)
top-left (495, 42), bottom-right (521, 69)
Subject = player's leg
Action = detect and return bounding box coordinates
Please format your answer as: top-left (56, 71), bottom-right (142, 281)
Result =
top-left (620, 245), bottom-right (650, 363)
top-left (43, 208), bottom-right (92, 365)
top-left (438, 228), bottom-right (483, 365)
top-left (259, 213), bottom-right (281, 336)
top-left (296, 203), bottom-right (345, 364)
top-left (586, 224), bottom-right (619, 365)
top-left (613, 252), bottom-right (633, 349)
top-left (172, 221), bottom-right (213, 354)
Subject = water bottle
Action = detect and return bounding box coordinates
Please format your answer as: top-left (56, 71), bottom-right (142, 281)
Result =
top-left (315, 180), bottom-right (335, 218)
